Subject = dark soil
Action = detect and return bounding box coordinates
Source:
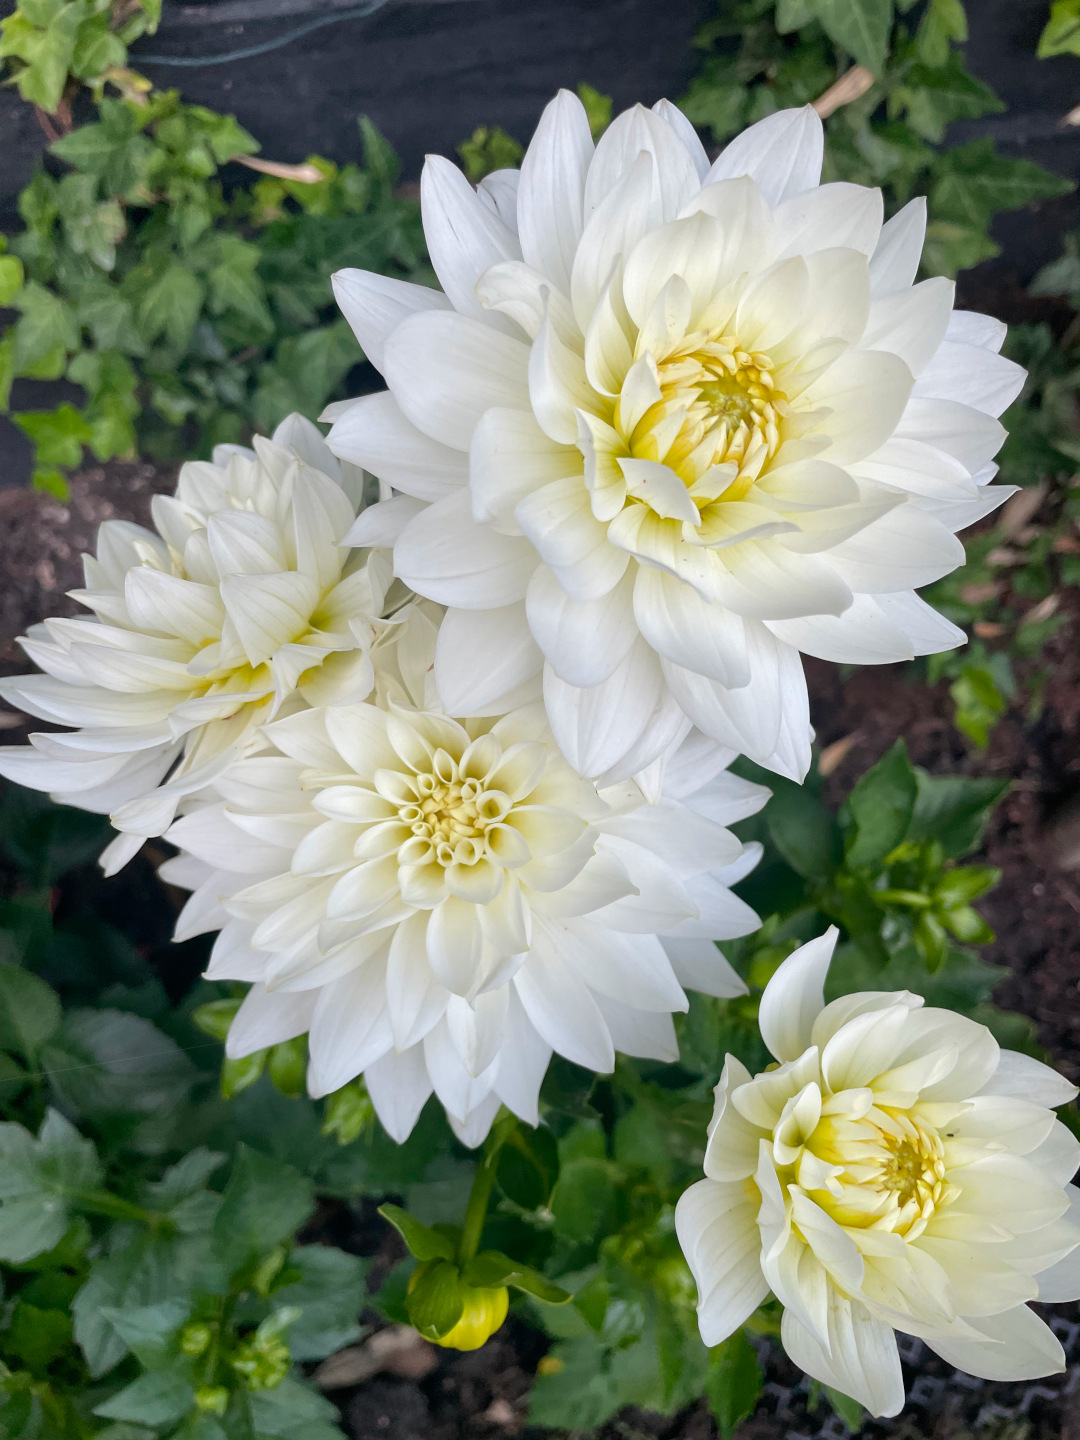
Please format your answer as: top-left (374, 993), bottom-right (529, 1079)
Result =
top-left (1, 453), bottom-right (1079, 1440)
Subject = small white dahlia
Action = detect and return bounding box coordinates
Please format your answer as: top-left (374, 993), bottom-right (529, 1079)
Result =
top-left (675, 929), bottom-right (1080, 1418)
top-left (161, 608), bottom-right (767, 1147)
top-left (0, 416), bottom-right (391, 873)
top-left (327, 94), bottom-right (1021, 783)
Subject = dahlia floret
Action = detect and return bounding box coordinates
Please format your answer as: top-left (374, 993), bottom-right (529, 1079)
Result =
top-left (328, 94), bottom-right (1021, 784)
top-left (676, 929), bottom-right (1080, 1417)
top-left (161, 607), bottom-right (768, 1147)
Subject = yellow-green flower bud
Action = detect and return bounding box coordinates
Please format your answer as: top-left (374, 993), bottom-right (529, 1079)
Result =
top-left (408, 1262), bottom-right (508, 1351)
top-left (194, 1385), bottom-right (229, 1416)
top-left (230, 1334), bottom-right (291, 1391)
top-left (179, 1322), bottom-right (213, 1357)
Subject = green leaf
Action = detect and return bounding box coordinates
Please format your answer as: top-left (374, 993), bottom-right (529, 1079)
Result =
top-left (211, 1145), bottom-right (315, 1272)
top-left (377, 1202), bottom-right (455, 1262)
top-left (13, 404), bottom-right (92, 469)
top-left (12, 283), bottom-right (79, 374)
top-left (191, 998), bottom-right (241, 1041)
top-left (274, 1244), bottom-right (368, 1362)
top-left (549, 1158), bottom-right (627, 1248)
top-left (220, 1049), bottom-right (267, 1099)
top-left (809, 0), bottom-right (894, 73)
top-left (0, 962), bottom-right (62, 1059)
top-left (73, 1230), bottom-right (184, 1378)
top-left (896, 52), bottom-right (1003, 144)
top-left (247, 1375), bottom-right (343, 1440)
top-left (4, 1300), bottom-right (73, 1374)
top-left (496, 1123), bottom-right (559, 1210)
top-left (907, 771), bottom-right (1009, 857)
top-left (138, 263), bottom-right (204, 349)
top-left (0, 252), bottom-right (24, 305)
top-left (93, 1361), bottom-right (195, 1426)
top-left (825, 1385), bottom-right (865, 1429)
top-left (0, 1110), bottom-right (102, 1264)
top-left (763, 779), bottom-right (843, 882)
top-left (932, 139), bottom-right (1073, 233)
top-left (42, 1009), bottom-right (195, 1133)
top-left (1039, 0), bottom-right (1080, 57)
top-left (406, 1258), bottom-right (465, 1341)
top-left (462, 1250), bottom-right (570, 1305)
top-left (844, 740), bottom-right (917, 868)
top-left (267, 1037), bottom-right (307, 1098)
top-left (706, 1330), bottom-right (763, 1438)
top-left (100, 1299), bottom-right (190, 1369)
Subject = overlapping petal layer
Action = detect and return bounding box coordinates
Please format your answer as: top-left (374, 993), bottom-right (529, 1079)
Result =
top-left (161, 608), bottom-right (767, 1146)
top-left (0, 416), bottom-right (389, 871)
top-left (675, 929), bottom-right (1080, 1417)
top-left (329, 95), bottom-right (1020, 783)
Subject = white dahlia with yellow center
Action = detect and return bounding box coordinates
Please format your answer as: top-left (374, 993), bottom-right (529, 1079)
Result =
top-left (675, 929), bottom-right (1080, 1418)
top-left (0, 416), bottom-right (390, 872)
top-left (161, 608), bottom-right (767, 1146)
top-left (328, 94), bottom-right (1021, 782)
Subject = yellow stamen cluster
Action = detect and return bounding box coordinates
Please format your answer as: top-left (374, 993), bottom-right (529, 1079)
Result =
top-left (397, 768), bottom-right (512, 869)
top-left (627, 332), bottom-right (790, 511)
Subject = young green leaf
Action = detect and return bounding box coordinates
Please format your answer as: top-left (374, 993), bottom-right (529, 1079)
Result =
top-left (377, 1203), bottom-right (456, 1262)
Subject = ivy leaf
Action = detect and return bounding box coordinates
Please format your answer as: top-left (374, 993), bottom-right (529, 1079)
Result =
top-left (932, 139), bottom-right (1074, 233)
top-left (0, 252), bottom-right (25, 305)
top-left (808, 0), bottom-right (894, 74)
top-left (12, 282), bottom-right (79, 375)
top-left (137, 263), bottom-right (204, 349)
top-left (895, 52), bottom-right (1003, 144)
top-left (1038, 0), bottom-right (1080, 58)
top-left (13, 404), bottom-right (92, 469)
top-left (0, 3), bottom-right (83, 113)
top-left (0, 1109), bottom-right (103, 1264)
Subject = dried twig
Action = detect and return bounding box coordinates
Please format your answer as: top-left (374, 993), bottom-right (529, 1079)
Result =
top-left (237, 156), bottom-right (325, 184)
top-left (813, 65), bottom-right (876, 119)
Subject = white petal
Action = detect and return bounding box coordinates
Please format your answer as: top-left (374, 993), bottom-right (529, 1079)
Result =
top-left (652, 98), bottom-right (710, 179)
top-left (383, 310), bottom-right (530, 451)
top-left (671, 868), bottom-right (762, 940)
top-left (704, 106), bottom-right (823, 206)
top-left (676, 1177), bottom-right (768, 1346)
top-left (543, 639), bottom-right (666, 778)
top-left (327, 391), bottom-right (468, 501)
top-left (420, 153), bottom-right (521, 322)
top-left (894, 397), bottom-right (1005, 474)
top-left (773, 182), bottom-right (883, 259)
top-left (584, 103), bottom-right (699, 222)
top-left (394, 488), bottom-right (537, 608)
top-left (925, 1305), bottom-right (1065, 1383)
top-left (470, 406), bottom-right (578, 531)
top-left (633, 567), bottom-right (749, 687)
top-left (758, 928), bottom-right (838, 1063)
top-left (477, 168), bottom-right (520, 231)
top-left (982, 1049), bottom-right (1079, 1108)
top-left (514, 920), bottom-right (615, 1072)
top-left (828, 505), bottom-right (965, 594)
top-left (662, 937), bottom-right (748, 998)
top-left (226, 983), bottom-right (317, 1058)
top-left (592, 993), bottom-right (678, 1061)
top-left (333, 268), bottom-right (452, 372)
top-left (364, 1044), bottom-right (433, 1142)
top-left (947, 309), bottom-right (1006, 353)
top-left (781, 1298), bottom-right (904, 1419)
top-left (517, 88), bottom-right (594, 295)
top-left (434, 603), bottom-right (543, 714)
top-left (868, 197), bottom-right (926, 298)
top-left (913, 342), bottom-right (1026, 418)
top-left (307, 959), bottom-right (393, 1097)
top-left (861, 276), bottom-right (955, 377)
top-left (526, 564), bottom-right (637, 687)
top-left (344, 496), bottom-right (425, 549)
top-left (571, 149), bottom-right (661, 332)
top-left (491, 987), bottom-right (552, 1126)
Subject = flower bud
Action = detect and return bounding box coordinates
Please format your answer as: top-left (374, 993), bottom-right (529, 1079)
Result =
top-left (408, 1260), bottom-right (508, 1351)
top-left (194, 1385), bottom-right (229, 1416)
top-left (179, 1322), bottom-right (212, 1357)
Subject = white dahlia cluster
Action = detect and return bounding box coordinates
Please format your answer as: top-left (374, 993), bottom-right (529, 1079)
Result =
top-left (676, 930), bottom-right (1080, 1415)
top-left (1, 88), bottom-right (1074, 1406)
top-left (330, 94), bottom-right (1019, 780)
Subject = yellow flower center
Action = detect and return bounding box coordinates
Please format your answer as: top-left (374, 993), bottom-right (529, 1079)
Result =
top-left (397, 768), bottom-right (512, 869)
top-left (615, 331), bottom-right (790, 519)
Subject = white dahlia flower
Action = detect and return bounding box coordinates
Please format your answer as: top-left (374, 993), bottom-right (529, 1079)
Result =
top-left (674, 928), bottom-right (1080, 1418)
top-left (327, 94), bottom-right (1021, 782)
top-left (161, 607), bottom-right (767, 1147)
top-left (0, 416), bottom-right (391, 873)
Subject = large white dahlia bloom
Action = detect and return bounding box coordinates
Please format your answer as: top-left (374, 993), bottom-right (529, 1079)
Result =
top-left (674, 929), bottom-right (1080, 1418)
top-left (328, 93), bottom-right (1021, 782)
top-left (161, 607), bottom-right (767, 1146)
top-left (0, 416), bottom-right (390, 873)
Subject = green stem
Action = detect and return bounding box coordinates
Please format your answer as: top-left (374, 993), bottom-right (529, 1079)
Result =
top-left (457, 1112), bottom-right (515, 1264)
top-left (73, 1189), bottom-right (160, 1226)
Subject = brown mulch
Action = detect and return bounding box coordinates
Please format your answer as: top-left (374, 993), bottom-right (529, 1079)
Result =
top-left (2, 458), bottom-right (1080, 1440)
